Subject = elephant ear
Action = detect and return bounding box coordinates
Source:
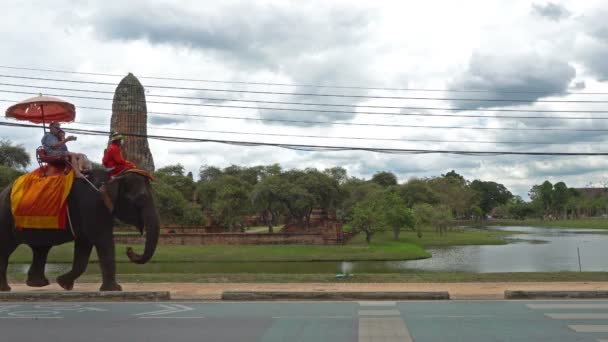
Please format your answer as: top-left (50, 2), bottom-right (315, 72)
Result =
top-left (99, 181), bottom-right (119, 213)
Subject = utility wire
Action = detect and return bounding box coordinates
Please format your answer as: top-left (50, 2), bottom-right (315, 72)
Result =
top-left (0, 64), bottom-right (605, 95)
top-left (1, 74), bottom-right (607, 103)
top-left (1, 121), bottom-right (606, 156)
top-left (2, 83), bottom-right (608, 119)
top-left (32, 118), bottom-right (572, 145)
top-left (1, 98), bottom-right (606, 131)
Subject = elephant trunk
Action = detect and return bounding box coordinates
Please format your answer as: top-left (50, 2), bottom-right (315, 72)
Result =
top-left (126, 201), bottom-right (159, 264)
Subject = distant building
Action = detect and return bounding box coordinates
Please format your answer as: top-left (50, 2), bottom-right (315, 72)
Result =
top-left (110, 73), bottom-right (155, 172)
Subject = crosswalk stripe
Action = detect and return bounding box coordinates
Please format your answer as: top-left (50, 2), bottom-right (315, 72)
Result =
top-left (359, 317), bottom-right (413, 342)
top-left (569, 325), bottom-right (608, 333)
top-left (528, 304), bottom-right (608, 309)
top-left (546, 313), bottom-right (608, 319)
top-left (358, 301), bottom-right (397, 307)
top-left (358, 310), bottom-right (400, 316)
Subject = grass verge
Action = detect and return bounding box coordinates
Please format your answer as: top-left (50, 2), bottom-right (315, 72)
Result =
top-left (7, 271), bottom-right (608, 283)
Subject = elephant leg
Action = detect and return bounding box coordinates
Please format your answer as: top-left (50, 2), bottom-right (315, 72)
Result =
top-left (0, 244), bottom-right (17, 292)
top-left (26, 245), bottom-right (51, 287)
top-left (95, 242), bottom-right (122, 291)
top-left (57, 240), bottom-right (93, 291)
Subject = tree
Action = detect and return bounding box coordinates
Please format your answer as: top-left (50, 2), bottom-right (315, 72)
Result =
top-left (156, 164), bottom-right (196, 202)
top-left (212, 176), bottom-right (252, 230)
top-left (339, 179), bottom-right (383, 221)
top-left (428, 176), bottom-right (476, 218)
top-left (552, 181), bottom-right (570, 218)
top-left (470, 180), bottom-right (513, 217)
top-left (413, 203), bottom-right (454, 236)
top-left (0, 165), bottom-right (24, 190)
top-left (371, 171), bottom-right (398, 187)
top-left (442, 170), bottom-right (467, 186)
top-left (0, 139), bottom-right (30, 169)
top-left (197, 175), bottom-right (253, 230)
top-left (506, 196), bottom-right (535, 220)
top-left (383, 192), bottom-right (418, 240)
top-left (251, 175), bottom-right (287, 232)
top-left (198, 165), bottom-right (222, 182)
top-left (277, 169), bottom-right (342, 227)
top-left (529, 181), bottom-right (553, 217)
top-left (324, 166), bottom-right (348, 185)
top-left (349, 192), bottom-right (387, 243)
top-left (151, 178), bottom-right (205, 226)
top-left (397, 178), bottom-right (439, 208)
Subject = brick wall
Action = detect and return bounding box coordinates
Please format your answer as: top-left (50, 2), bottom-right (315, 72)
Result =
top-left (114, 232), bottom-right (331, 245)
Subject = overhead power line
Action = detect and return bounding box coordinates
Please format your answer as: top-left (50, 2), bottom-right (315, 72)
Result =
top-left (2, 86), bottom-right (608, 120)
top-left (1, 74), bottom-right (608, 103)
top-left (0, 65), bottom-right (605, 95)
top-left (1, 121), bottom-right (606, 156)
top-left (1, 98), bottom-right (607, 131)
top-left (2, 83), bottom-right (608, 119)
top-left (34, 118), bottom-right (571, 145)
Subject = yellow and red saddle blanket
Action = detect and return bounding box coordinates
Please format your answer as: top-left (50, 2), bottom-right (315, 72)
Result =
top-left (10, 168), bottom-right (75, 230)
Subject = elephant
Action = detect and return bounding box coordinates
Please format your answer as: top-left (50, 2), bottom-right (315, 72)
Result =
top-left (0, 169), bottom-right (160, 291)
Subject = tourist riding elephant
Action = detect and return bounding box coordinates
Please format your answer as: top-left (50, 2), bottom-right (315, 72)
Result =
top-left (0, 169), bottom-right (159, 291)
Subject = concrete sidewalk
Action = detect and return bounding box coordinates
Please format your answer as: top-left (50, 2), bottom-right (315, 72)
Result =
top-left (8, 282), bottom-right (608, 300)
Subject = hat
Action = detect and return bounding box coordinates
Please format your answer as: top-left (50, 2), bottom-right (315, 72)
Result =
top-left (110, 132), bottom-right (125, 141)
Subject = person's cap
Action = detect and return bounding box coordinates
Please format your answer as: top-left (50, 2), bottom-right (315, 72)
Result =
top-left (110, 132), bottom-right (125, 141)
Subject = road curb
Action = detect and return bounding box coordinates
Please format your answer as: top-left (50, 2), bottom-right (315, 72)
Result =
top-left (221, 291), bottom-right (450, 301)
top-left (0, 291), bottom-right (171, 302)
top-left (505, 290), bottom-right (608, 299)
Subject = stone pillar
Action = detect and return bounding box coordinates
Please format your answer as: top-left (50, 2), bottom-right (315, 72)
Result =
top-left (111, 73), bottom-right (155, 172)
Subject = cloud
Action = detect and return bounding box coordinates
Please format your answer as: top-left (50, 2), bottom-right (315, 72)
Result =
top-left (448, 53), bottom-right (576, 110)
top-left (87, 1), bottom-right (380, 127)
top-left (531, 2), bottom-right (571, 21)
top-left (577, 10), bottom-right (608, 80)
top-left (148, 115), bottom-right (188, 125)
top-left (89, 1), bottom-right (373, 69)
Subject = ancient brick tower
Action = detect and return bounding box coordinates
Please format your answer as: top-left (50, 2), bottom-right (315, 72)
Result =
top-left (110, 73), bottom-right (155, 172)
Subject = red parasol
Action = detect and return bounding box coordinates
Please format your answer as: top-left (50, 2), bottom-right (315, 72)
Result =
top-left (5, 95), bottom-right (75, 130)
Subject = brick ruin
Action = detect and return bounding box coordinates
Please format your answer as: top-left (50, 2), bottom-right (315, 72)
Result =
top-left (110, 73), bottom-right (155, 172)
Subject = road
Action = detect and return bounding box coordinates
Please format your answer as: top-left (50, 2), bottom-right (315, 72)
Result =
top-left (2, 300), bottom-right (608, 341)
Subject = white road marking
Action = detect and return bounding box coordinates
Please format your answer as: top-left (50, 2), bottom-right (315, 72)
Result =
top-left (0, 305), bottom-right (19, 312)
top-left (358, 317), bottom-right (413, 342)
top-left (0, 317), bottom-right (63, 319)
top-left (134, 304), bottom-right (194, 316)
top-left (569, 325), bottom-right (608, 333)
top-left (546, 313), bottom-right (608, 319)
top-left (358, 310), bottom-right (400, 316)
top-left (358, 301), bottom-right (396, 307)
top-left (528, 304), bottom-right (608, 309)
top-left (139, 316), bottom-right (206, 319)
top-left (422, 314), bottom-right (493, 318)
top-left (271, 316), bottom-right (352, 319)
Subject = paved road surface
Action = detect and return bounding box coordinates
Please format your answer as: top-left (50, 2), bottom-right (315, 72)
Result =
top-left (2, 300), bottom-right (608, 341)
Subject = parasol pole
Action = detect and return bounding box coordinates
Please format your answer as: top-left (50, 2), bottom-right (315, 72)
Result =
top-left (38, 93), bottom-right (46, 133)
top-left (41, 104), bottom-right (46, 133)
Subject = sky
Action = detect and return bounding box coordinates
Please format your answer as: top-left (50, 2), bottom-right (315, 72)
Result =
top-left (1, 0), bottom-right (608, 198)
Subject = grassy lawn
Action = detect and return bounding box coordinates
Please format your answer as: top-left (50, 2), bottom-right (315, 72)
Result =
top-left (8, 228), bottom-right (513, 265)
top-left (486, 218), bottom-right (608, 229)
top-left (5, 227), bottom-right (523, 282)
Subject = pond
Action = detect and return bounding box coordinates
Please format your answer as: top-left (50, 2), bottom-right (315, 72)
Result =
top-left (10, 226), bottom-right (608, 275)
top-left (390, 226), bottom-right (608, 273)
